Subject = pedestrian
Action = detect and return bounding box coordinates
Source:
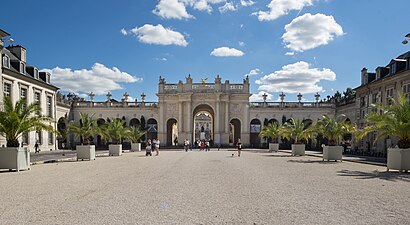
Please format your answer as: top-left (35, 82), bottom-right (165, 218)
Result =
top-left (146, 139), bottom-right (152, 156)
top-left (236, 138), bottom-right (242, 157)
top-left (205, 140), bottom-right (210, 151)
top-left (155, 138), bottom-right (160, 156)
top-left (34, 142), bottom-right (40, 154)
top-left (184, 139), bottom-right (189, 152)
top-left (174, 137), bottom-right (178, 146)
top-left (200, 140), bottom-right (205, 151)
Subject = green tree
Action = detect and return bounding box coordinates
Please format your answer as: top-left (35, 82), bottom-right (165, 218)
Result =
top-left (280, 118), bottom-right (313, 144)
top-left (259, 122), bottom-right (280, 143)
top-left (128, 126), bottom-right (146, 143)
top-left (101, 118), bottom-right (131, 144)
top-left (0, 97), bottom-right (56, 147)
top-left (67, 113), bottom-right (99, 145)
top-left (361, 93), bottom-right (410, 148)
top-left (314, 114), bottom-right (356, 146)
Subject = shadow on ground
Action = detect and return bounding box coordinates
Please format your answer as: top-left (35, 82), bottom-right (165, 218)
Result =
top-left (287, 159), bottom-right (339, 164)
top-left (262, 154), bottom-right (293, 158)
top-left (337, 169), bottom-right (410, 182)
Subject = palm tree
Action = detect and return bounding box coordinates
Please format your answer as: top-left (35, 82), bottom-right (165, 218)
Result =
top-left (0, 96), bottom-right (56, 147)
top-left (361, 92), bottom-right (410, 148)
top-left (280, 118), bottom-right (312, 144)
top-left (128, 126), bottom-right (146, 144)
top-left (67, 113), bottom-right (99, 145)
top-left (314, 114), bottom-right (356, 146)
top-left (102, 118), bottom-right (131, 144)
top-left (259, 122), bottom-right (280, 143)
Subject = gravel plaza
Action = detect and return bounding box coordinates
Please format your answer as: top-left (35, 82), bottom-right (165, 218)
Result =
top-left (1, 150), bottom-right (410, 225)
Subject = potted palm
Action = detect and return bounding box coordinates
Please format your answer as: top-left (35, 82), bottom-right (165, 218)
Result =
top-left (315, 114), bottom-right (355, 162)
top-left (259, 122), bottom-right (281, 152)
top-left (128, 126), bottom-right (146, 152)
top-left (0, 97), bottom-right (56, 172)
top-left (280, 118), bottom-right (312, 156)
top-left (67, 113), bottom-right (99, 161)
top-left (361, 93), bottom-right (410, 172)
top-left (102, 118), bottom-right (131, 156)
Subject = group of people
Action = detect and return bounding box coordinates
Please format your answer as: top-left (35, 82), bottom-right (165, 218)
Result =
top-left (145, 138), bottom-right (160, 156)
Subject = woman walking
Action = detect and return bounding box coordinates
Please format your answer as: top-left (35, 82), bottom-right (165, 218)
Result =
top-left (236, 138), bottom-right (242, 157)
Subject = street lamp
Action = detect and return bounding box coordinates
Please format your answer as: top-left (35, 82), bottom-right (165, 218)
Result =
top-left (402, 33), bottom-right (410, 45)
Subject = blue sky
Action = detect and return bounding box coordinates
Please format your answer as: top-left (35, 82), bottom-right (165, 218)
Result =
top-left (1, 0), bottom-right (409, 102)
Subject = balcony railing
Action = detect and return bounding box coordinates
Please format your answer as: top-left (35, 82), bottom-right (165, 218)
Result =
top-left (249, 102), bottom-right (335, 108)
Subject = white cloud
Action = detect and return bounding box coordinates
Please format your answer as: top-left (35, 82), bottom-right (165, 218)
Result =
top-left (44, 63), bottom-right (142, 95)
top-left (120, 28), bottom-right (128, 35)
top-left (241, 0), bottom-right (255, 6)
top-left (245, 68), bottom-right (261, 76)
top-left (210, 47), bottom-right (244, 57)
top-left (250, 91), bottom-right (273, 102)
top-left (238, 41), bottom-right (245, 46)
top-left (153, 0), bottom-right (194, 20)
top-left (129, 24), bottom-right (188, 46)
top-left (282, 13), bottom-right (344, 52)
top-left (285, 51), bottom-right (295, 56)
top-left (253, 0), bottom-right (314, 21)
top-left (255, 61), bottom-right (336, 94)
top-left (154, 57), bottom-right (168, 61)
top-left (183, 0), bottom-right (226, 13)
top-left (240, 24), bottom-right (244, 28)
top-left (219, 2), bottom-right (236, 13)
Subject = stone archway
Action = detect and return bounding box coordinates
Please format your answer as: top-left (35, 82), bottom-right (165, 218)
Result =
top-left (230, 118), bottom-right (241, 145)
top-left (146, 118), bottom-right (158, 141)
top-left (250, 119), bottom-right (261, 148)
top-left (193, 104), bottom-right (214, 146)
top-left (166, 118), bottom-right (178, 146)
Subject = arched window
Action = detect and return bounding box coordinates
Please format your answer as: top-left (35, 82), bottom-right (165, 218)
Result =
top-left (20, 62), bottom-right (26, 74)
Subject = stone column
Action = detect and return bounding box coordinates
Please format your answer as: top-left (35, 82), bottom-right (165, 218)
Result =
top-left (178, 101), bottom-right (183, 144)
top-left (242, 101), bottom-right (250, 147)
top-left (214, 95), bottom-right (221, 145)
top-left (187, 96), bottom-right (192, 143)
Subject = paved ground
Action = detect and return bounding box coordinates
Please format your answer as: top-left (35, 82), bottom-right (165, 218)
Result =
top-left (1, 151), bottom-right (409, 224)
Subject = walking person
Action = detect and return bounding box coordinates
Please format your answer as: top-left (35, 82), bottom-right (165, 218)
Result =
top-left (205, 140), bottom-right (210, 151)
top-left (154, 138), bottom-right (160, 156)
top-left (34, 142), bottom-right (40, 154)
top-left (236, 138), bottom-right (242, 157)
top-left (145, 139), bottom-right (152, 156)
top-left (184, 139), bottom-right (189, 152)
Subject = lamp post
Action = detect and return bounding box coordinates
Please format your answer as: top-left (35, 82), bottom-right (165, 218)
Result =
top-left (297, 93), bottom-right (302, 102)
top-left (402, 33), bottom-right (410, 45)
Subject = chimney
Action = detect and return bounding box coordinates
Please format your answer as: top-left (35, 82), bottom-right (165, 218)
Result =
top-left (7, 45), bottom-right (27, 62)
top-left (361, 67), bottom-right (368, 85)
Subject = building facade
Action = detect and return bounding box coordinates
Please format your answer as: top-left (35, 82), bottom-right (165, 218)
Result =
top-left (1, 29), bottom-right (70, 151)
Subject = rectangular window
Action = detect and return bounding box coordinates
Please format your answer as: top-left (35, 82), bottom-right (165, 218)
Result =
top-left (2, 56), bottom-right (9, 68)
top-left (48, 132), bottom-right (53, 145)
top-left (36, 130), bottom-right (42, 145)
top-left (46, 74), bottom-right (50, 83)
top-left (4, 82), bottom-right (11, 97)
top-left (386, 87), bottom-right (394, 105)
top-left (46, 96), bottom-right (53, 117)
top-left (20, 63), bottom-right (26, 74)
top-left (34, 69), bottom-right (39, 79)
top-left (20, 88), bottom-right (27, 100)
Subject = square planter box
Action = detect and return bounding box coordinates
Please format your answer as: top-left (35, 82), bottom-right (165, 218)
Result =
top-left (76, 145), bottom-right (96, 161)
top-left (323, 146), bottom-right (343, 162)
top-left (292, 144), bottom-right (305, 156)
top-left (387, 148), bottom-right (410, 172)
top-left (0, 147), bottom-right (30, 172)
top-left (109, 144), bottom-right (122, 156)
top-left (131, 143), bottom-right (141, 152)
top-left (269, 143), bottom-right (279, 152)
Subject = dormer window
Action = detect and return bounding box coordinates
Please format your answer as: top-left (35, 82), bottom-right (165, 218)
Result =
top-left (20, 62), bottom-right (26, 74)
top-left (34, 68), bottom-right (39, 79)
top-left (2, 55), bottom-right (10, 68)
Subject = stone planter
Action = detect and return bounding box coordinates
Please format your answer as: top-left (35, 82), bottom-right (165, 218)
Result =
top-left (0, 147), bottom-right (30, 172)
top-left (131, 143), bottom-right (141, 152)
top-left (387, 148), bottom-right (410, 172)
top-left (269, 143), bottom-right (279, 152)
top-left (291, 144), bottom-right (305, 156)
top-left (76, 145), bottom-right (95, 161)
top-left (109, 144), bottom-right (122, 156)
top-left (323, 146), bottom-right (343, 162)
